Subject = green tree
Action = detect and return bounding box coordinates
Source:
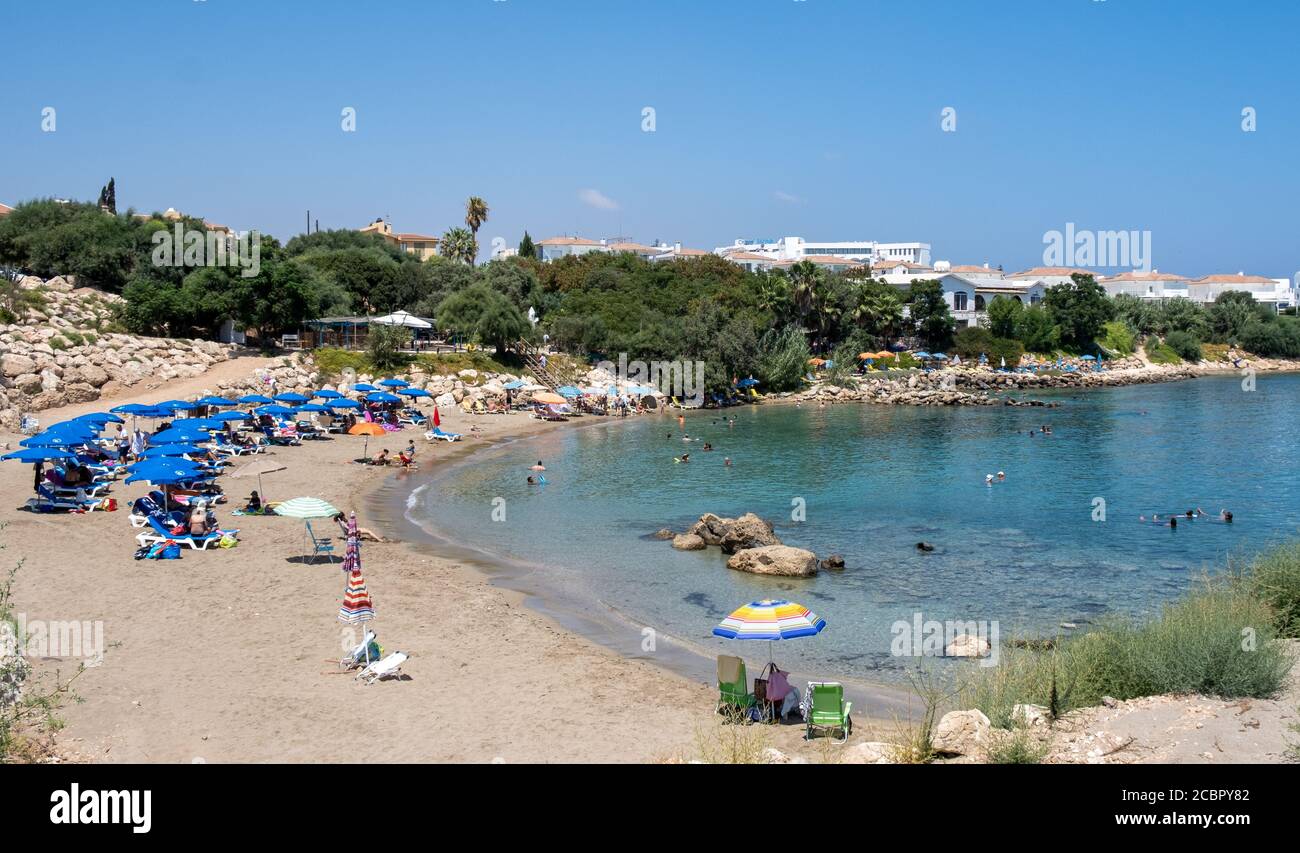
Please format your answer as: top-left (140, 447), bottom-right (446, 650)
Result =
top-left (907, 279), bottom-right (955, 349)
top-left (367, 323), bottom-right (412, 371)
top-left (440, 227), bottom-right (477, 266)
top-left (986, 295), bottom-right (1024, 339)
top-left (1015, 304), bottom-right (1061, 353)
top-left (1043, 273), bottom-right (1113, 349)
top-left (436, 283), bottom-right (528, 354)
top-left (518, 231), bottom-right (536, 260)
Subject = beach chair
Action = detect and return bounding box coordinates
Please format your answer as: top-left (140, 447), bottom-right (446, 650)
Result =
top-left (305, 520), bottom-right (335, 563)
top-left (137, 516), bottom-right (230, 551)
top-left (357, 650), bottom-right (408, 684)
top-left (716, 654), bottom-right (754, 719)
top-left (424, 426), bottom-right (462, 442)
top-left (339, 630), bottom-right (378, 669)
top-left (26, 485), bottom-right (100, 513)
top-left (805, 681), bottom-right (852, 743)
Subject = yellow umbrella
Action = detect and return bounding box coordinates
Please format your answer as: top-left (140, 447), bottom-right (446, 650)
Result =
top-left (532, 392), bottom-right (566, 405)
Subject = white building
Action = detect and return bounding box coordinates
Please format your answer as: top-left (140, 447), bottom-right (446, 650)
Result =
top-left (535, 235), bottom-right (608, 261)
top-left (1006, 266), bottom-right (1094, 286)
top-left (1100, 270), bottom-right (1190, 301)
top-left (1188, 273), bottom-right (1290, 308)
top-left (716, 236), bottom-right (931, 267)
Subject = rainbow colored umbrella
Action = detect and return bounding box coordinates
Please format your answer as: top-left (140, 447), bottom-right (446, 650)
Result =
top-left (713, 598), bottom-right (826, 665)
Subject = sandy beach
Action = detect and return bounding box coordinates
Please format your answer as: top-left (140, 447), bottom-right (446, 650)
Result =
top-left (1, 359), bottom-right (741, 763)
top-left (6, 356), bottom-right (1298, 765)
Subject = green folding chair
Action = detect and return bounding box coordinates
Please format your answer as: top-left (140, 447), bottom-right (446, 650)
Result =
top-left (716, 654), bottom-right (754, 719)
top-left (806, 681), bottom-right (852, 742)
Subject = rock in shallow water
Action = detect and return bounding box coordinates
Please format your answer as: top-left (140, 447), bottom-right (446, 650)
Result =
top-left (725, 545), bottom-right (818, 577)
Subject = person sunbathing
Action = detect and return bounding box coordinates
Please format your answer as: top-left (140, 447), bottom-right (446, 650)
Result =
top-left (244, 491), bottom-right (263, 513)
top-left (333, 512), bottom-right (385, 542)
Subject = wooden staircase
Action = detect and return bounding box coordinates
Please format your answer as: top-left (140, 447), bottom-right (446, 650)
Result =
top-left (513, 339), bottom-right (568, 391)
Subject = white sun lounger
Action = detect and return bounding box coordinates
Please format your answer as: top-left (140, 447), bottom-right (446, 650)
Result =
top-left (339, 630), bottom-right (377, 669)
top-left (356, 651), bottom-right (408, 684)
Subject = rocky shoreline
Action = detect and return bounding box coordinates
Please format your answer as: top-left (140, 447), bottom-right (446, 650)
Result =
top-left (779, 356), bottom-right (1297, 408)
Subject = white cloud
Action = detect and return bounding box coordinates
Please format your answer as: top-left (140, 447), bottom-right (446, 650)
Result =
top-left (774, 191), bottom-right (804, 204)
top-left (578, 188), bottom-right (620, 210)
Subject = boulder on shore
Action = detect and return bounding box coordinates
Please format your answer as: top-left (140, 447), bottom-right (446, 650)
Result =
top-left (725, 545), bottom-right (818, 577)
top-left (932, 709), bottom-right (992, 756)
top-left (819, 554), bottom-right (846, 571)
top-left (945, 634), bottom-right (992, 658)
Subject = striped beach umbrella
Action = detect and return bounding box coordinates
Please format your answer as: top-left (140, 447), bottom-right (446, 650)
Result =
top-left (338, 513), bottom-right (375, 662)
top-left (273, 496), bottom-right (340, 519)
top-left (713, 599), bottom-right (826, 666)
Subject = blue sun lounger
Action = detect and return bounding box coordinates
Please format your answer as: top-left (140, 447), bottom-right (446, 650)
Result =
top-left (424, 427), bottom-right (461, 442)
top-left (136, 515), bottom-right (235, 551)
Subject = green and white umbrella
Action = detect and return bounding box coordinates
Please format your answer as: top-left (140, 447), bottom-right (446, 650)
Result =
top-left (273, 496), bottom-right (340, 519)
top-left (274, 497), bottom-right (342, 560)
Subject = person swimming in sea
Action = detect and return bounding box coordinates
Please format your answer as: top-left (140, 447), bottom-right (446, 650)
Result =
top-left (530, 460), bottom-right (545, 471)
top-left (916, 542), bottom-right (935, 552)
top-left (674, 453), bottom-right (690, 463)
top-left (723, 457), bottom-right (732, 466)
top-left (527, 475), bottom-right (547, 485)
top-left (702, 443), bottom-right (712, 451)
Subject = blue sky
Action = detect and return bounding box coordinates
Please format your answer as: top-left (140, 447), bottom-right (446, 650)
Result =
top-left (2, 0), bottom-right (1297, 278)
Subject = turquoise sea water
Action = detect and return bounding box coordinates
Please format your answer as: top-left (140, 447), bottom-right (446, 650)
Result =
top-left (408, 374), bottom-right (1300, 682)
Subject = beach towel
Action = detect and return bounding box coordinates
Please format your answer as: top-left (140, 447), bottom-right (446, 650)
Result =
top-left (717, 654), bottom-right (743, 685)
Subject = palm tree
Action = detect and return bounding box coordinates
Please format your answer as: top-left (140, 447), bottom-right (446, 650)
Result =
top-left (440, 227), bottom-right (477, 265)
top-left (787, 260), bottom-right (821, 323)
top-left (464, 197), bottom-right (489, 266)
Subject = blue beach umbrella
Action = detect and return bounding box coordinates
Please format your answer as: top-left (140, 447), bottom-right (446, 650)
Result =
top-left (3, 447), bottom-right (79, 462)
top-left (140, 443), bottom-right (209, 458)
top-left (211, 411), bottom-right (249, 421)
top-left (365, 392), bottom-right (401, 403)
top-left (149, 427), bottom-right (211, 444)
top-left (71, 412), bottom-right (124, 425)
top-left (110, 403), bottom-right (154, 415)
top-left (171, 418), bottom-right (226, 430)
top-left (125, 460), bottom-right (207, 486)
top-left (295, 403), bottom-right (332, 413)
top-left (378, 378), bottom-right (409, 388)
top-left (556, 386), bottom-right (582, 398)
top-left (197, 396), bottom-right (239, 407)
top-left (501, 380), bottom-right (527, 390)
top-left (255, 405), bottom-right (296, 416)
top-left (239, 394), bottom-right (274, 405)
top-left (932, 353), bottom-right (948, 360)
top-left (313, 389), bottom-right (342, 399)
top-left (352, 383), bottom-right (378, 393)
top-left (398, 388), bottom-right (431, 398)
top-left (274, 392), bottom-right (310, 404)
top-left (329, 399), bottom-right (362, 410)
top-left (914, 351), bottom-right (932, 359)
top-left (20, 430), bottom-right (97, 448)
top-left (1080, 354), bottom-right (1096, 361)
top-left (156, 399), bottom-right (200, 411)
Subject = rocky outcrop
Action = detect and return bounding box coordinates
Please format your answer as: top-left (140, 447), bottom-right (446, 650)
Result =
top-left (819, 554), bottom-right (846, 571)
top-left (725, 545), bottom-right (819, 577)
top-left (718, 512), bottom-right (780, 554)
top-left (0, 276), bottom-right (239, 429)
top-left (688, 513), bottom-right (731, 547)
top-left (932, 709), bottom-right (992, 756)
